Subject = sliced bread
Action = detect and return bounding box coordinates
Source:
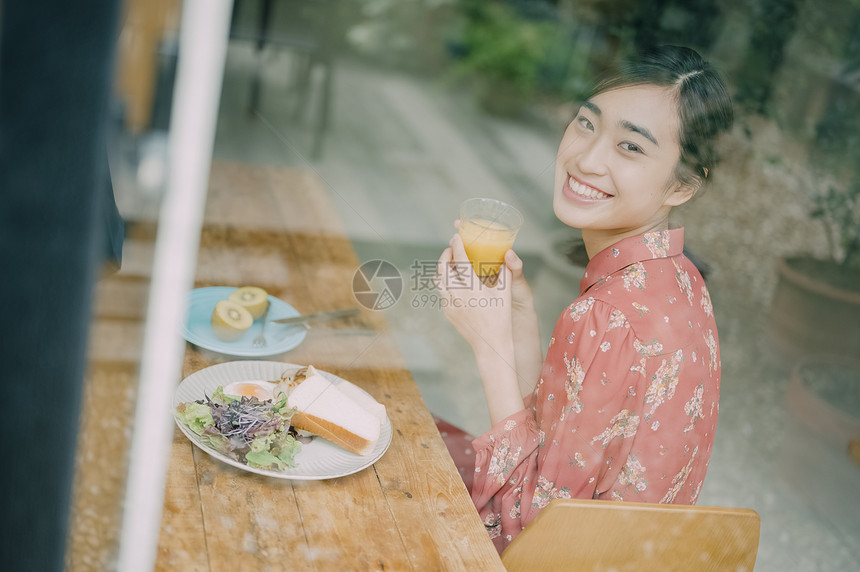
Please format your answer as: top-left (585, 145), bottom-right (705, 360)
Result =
top-left (288, 372), bottom-right (382, 455)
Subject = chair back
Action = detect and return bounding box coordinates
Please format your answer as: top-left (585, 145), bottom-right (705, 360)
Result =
top-left (501, 499), bottom-right (760, 571)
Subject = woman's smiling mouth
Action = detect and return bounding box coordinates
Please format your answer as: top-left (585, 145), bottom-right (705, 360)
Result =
top-left (565, 176), bottom-right (612, 200)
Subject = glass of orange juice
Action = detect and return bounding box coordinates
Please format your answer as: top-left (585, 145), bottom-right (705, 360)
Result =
top-left (458, 198), bottom-right (523, 280)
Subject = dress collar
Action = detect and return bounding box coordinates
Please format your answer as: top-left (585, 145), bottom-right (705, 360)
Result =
top-left (579, 228), bottom-right (685, 295)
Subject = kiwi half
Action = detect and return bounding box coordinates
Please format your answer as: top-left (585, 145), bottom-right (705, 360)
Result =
top-left (229, 286), bottom-right (268, 319)
top-left (211, 300), bottom-right (253, 341)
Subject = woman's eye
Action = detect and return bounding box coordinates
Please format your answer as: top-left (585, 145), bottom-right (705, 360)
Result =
top-left (575, 115), bottom-right (594, 131)
top-left (620, 142), bottom-right (643, 154)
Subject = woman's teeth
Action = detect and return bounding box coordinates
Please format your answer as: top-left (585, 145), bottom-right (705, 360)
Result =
top-left (569, 177), bottom-right (610, 199)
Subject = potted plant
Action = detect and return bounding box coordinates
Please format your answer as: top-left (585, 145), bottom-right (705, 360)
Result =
top-left (769, 178), bottom-right (860, 359)
top-left (786, 356), bottom-right (860, 441)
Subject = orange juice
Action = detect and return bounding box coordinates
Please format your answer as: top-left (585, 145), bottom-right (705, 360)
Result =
top-left (459, 218), bottom-right (518, 276)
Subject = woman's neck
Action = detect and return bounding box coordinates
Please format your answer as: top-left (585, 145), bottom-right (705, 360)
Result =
top-left (581, 219), bottom-right (670, 259)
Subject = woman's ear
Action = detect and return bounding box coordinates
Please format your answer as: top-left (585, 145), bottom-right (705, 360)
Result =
top-left (664, 179), bottom-right (701, 207)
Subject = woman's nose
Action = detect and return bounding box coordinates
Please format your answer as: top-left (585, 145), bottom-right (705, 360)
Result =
top-left (576, 136), bottom-right (608, 176)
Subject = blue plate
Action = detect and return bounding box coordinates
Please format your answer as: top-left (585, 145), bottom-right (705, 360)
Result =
top-left (183, 287), bottom-right (308, 357)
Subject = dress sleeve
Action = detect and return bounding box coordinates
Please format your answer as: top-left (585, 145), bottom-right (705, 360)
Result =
top-left (470, 298), bottom-right (640, 549)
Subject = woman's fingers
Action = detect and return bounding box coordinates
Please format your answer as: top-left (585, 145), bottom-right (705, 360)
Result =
top-left (497, 258), bottom-right (513, 286)
top-left (435, 246), bottom-right (452, 290)
top-left (436, 244), bottom-right (469, 292)
top-left (450, 233), bottom-right (470, 264)
top-left (505, 249), bottom-right (523, 278)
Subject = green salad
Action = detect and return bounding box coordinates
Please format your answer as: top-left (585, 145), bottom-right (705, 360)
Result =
top-left (175, 386), bottom-right (302, 471)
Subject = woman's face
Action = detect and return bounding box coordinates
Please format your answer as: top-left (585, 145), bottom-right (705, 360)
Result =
top-left (553, 84), bottom-right (694, 245)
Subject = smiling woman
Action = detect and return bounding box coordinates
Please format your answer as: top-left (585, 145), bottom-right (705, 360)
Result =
top-left (554, 84), bottom-right (693, 255)
top-left (436, 45), bottom-right (735, 554)
top-left (553, 46), bottom-right (733, 258)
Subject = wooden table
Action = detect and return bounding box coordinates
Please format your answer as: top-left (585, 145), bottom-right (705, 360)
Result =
top-left (155, 161), bottom-right (504, 571)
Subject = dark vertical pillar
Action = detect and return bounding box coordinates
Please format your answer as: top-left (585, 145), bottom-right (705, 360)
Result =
top-left (0, 1), bottom-right (121, 570)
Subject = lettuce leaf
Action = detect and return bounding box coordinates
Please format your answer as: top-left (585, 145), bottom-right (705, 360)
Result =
top-left (245, 432), bottom-right (302, 469)
top-left (275, 434), bottom-right (302, 468)
top-left (246, 448), bottom-right (285, 471)
top-left (175, 401), bottom-right (214, 436)
top-left (211, 385), bottom-right (238, 405)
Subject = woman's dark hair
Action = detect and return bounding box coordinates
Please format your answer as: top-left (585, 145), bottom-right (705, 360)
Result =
top-left (590, 45), bottom-right (734, 186)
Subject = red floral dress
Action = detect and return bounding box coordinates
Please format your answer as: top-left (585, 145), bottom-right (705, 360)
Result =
top-left (470, 229), bottom-right (721, 553)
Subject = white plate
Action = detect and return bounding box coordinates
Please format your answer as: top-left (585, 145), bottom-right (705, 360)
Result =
top-left (183, 287), bottom-right (308, 357)
top-left (174, 361), bottom-right (392, 480)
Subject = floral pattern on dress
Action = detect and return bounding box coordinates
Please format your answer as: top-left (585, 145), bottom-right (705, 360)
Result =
top-left (644, 349), bottom-right (684, 420)
top-left (531, 475), bottom-right (572, 509)
top-left (591, 409), bottom-right (640, 448)
top-left (660, 446), bottom-right (698, 503)
top-left (563, 353), bottom-right (585, 415)
top-left (704, 329), bottom-right (719, 374)
top-left (673, 258), bottom-right (694, 305)
top-left (487, 437), bottom-right (523, 486)
top-left (700, 286), bottom-right (713, 317)
top-left (631, 302), bottom-right (649, 318)
top-left (630, 357), bottom-right (647, 377)
top-left (568, 296), bottom-right (595, 321)
top-left (643, 230), bottom-right (671, 258)
top-left (634, 338), bottom-right (663, 357)
top-left (508, 483), bottom-right (524, 519)
top-left (622, 262), bottom-right (647, 291)
top-left (691, 481), bottom-right (703, 504)
top-left (683, 383), bottom-right (705, 432)
top-left (618, 455), bottom-right (648, 493)
top-left (607, 309), bottom-right (629, 330)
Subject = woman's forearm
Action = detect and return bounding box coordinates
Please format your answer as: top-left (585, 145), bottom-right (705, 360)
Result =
top-left (473, 338), bottom-right (525, 425)
top-left (511, 303), bottom-right (543, 398)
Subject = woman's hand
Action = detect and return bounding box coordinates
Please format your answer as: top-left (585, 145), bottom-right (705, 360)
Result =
top-left (444, 221), bottom-right (543, 398)
top-left (435, 233), bottom-right (514, 353)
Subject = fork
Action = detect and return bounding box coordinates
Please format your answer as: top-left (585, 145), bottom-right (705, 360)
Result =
top-left (252, 300), bottom-right (271, 348)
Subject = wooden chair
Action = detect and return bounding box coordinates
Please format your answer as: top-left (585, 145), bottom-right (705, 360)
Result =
top-left (501, 499), bottom-right (761, 572)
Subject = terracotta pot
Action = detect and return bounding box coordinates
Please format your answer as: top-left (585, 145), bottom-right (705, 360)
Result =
top-left (768, 256), bottom-right (860, 359)
top-left (786, 356), bottom-right (860, 442)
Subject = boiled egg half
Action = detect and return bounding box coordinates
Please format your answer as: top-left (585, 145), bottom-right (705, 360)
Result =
top-left (222, 380), bottom-right (276, 401)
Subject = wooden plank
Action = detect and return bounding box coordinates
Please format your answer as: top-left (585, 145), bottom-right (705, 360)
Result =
top-left (92, 277), bottom-right (149, 320)
top-left (155, 432), bottom-right (210, 571)
top-left (367, 368), bottom-right (504, 571)
top-left (87, 320), bottom-right (145, 363)
top-left (291, 470), bottom-right (413, 571)
top-left (191, 449), bottom-right (315, 572)
top-left (204, 162), bottom-right (344, 236)
top-left (67, 363), bottom-right (138, 571)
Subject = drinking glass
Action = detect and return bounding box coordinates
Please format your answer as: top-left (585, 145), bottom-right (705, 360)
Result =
top-left (458, 198), bottom-right (523, 279)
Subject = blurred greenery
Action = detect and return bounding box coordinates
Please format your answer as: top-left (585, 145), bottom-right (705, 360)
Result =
top-left (810, 182), bottom-right (860, 268)
top-left (448, 1), bottom-right (558, 115)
